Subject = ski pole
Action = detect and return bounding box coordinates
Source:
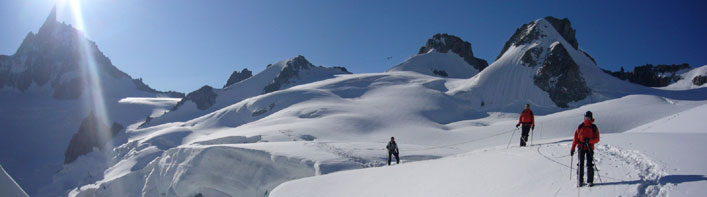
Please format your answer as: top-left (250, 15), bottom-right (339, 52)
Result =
top-left (594, 163), bottom-right (603, 183)
top-left (507, 128), bottom-right (518, 148)
top-left (570, 152), bottom-right (573, 181)
top-left (531, 127), bottom-right (534, 146)
top-left (590, 148), bottom-right (603, 183)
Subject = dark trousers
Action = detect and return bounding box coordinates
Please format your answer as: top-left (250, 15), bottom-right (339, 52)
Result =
top-left (578, 148), bottom-right (595, 184)
top-left (520, 125), bottom-right (531, 146)
top-left (388, 152), bottom-right (399, 165)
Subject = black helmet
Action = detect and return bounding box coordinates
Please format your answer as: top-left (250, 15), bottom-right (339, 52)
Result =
top-left (391, 136), bottom-right (395, 140)
top-left (585, 111), bottom-right (593, 119)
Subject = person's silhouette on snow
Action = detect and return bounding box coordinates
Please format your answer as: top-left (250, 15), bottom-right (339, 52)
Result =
top-left (516, 104), bottom-right (535, 147)
top-left (571, 111), bottom-right (600, 187)
top-left (386, 137), bottom-right (400, 165)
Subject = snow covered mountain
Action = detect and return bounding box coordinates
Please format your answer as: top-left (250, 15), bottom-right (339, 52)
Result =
top-left (0, 8), bottom-right (182, 195)
top-left (16, 14), bottom-right (707, 197)
top-left (141, 55), bottom-right (350, 127)
top-left (659, 65), bottom-right (707, 90)
top-left (447, 16), bottom-right (706, 111)
top-left (388, 33), bottom-right (488, 78)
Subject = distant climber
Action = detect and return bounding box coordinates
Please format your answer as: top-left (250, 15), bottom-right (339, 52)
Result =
top-left (386, 136), bottom-right (400, 165)
top-left (515, 104), bottom-right (535, 147)
top-left (571, 111), bottom-right (600, 187)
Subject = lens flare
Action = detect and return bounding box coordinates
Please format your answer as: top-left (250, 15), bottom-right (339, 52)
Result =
top-left (64, 0), bottom-right (114, 160)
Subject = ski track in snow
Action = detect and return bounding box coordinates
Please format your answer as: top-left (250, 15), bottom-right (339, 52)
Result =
top-left (533, 142), bottom-right (669, 196)
top-left (596, 144), bottom-right (669, 196)
top-left (279, 130), bottom-right (384, 170)
top-left (311, 142), bottom-right (385, 168)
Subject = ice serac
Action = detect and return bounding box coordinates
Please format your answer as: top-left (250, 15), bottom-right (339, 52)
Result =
top-left (388, 34), bottom-right (487, 78)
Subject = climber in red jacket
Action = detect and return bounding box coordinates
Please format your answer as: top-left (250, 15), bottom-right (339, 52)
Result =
top-left (515, 104), bottom-right (534, 147)
top-left (571, 111), bottom-right (600, 187)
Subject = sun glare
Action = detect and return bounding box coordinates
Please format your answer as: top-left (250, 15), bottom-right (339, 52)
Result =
top-left (59, 0), bottom-right (115, 158)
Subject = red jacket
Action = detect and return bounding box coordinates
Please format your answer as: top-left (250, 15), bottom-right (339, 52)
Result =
top-left (518, 109), bottom-right (534, 125)
top-left (571, 120), bottom-right (600, 151)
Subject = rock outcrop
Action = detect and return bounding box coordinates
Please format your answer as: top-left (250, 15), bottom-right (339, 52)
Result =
top-left (64, 113), bottom-right (124, 164)
top-left (534, 43), bottom-right (591, 108)
top-left (602, 63), bottom-right (690, 87)
top-left (692, 75), bottom-right (706, 86)
top-left (418, 33), bottom-right (488, 71)
top-left (173, 85), bottom-right (218, 110)
top-left (224, 68), bottom-right (253, 88)
top-left (263, 55), bottom-right (326, 93)
top-left (543, 17), bottom-right (578, 49)
top-left (497, 21), bottom-right (545, 60)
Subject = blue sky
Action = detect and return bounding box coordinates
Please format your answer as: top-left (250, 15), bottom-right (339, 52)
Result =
top-left (1, 0), bottom-right (706, 93)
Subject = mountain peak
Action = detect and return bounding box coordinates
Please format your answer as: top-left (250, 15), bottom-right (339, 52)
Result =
top-left (38, 5), bottom-right (58, 36)
top-left (418, 33), bottom-right (488, 71)
top-left (543, 16), bottom-right (578, 49)
top-left (288, 55), bottom-right (314, 70)
top-left (224, 68), bottom-right (253, 88)
top-left (49, 5), bottom-right (57, 21)
top-left (497, 17), bottom-right (579, 60)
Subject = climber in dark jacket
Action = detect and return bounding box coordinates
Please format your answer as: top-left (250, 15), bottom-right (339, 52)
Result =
top-left (386, 136), bottom-right (400, 165)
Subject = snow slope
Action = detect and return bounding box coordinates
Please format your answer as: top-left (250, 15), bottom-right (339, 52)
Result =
top-left (660, 65), bottom-right (707, 90)
top-left (1, 164), bottom-right (28, 197)
top-left (69, 67), bottom-right (707, 196)
top-left (273, 133), bottom-right (707, 197)
top-left (272, 103), bottom-right (707, 197)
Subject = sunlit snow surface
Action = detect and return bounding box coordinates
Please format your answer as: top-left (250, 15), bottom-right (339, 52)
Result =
top-left (46, 17), bottom-right (707, 197)
top-left (66, 68), bottom-right (707, 196)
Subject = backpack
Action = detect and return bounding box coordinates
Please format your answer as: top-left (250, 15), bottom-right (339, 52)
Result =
top-left (576, 123), bottom-right (598, 142)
